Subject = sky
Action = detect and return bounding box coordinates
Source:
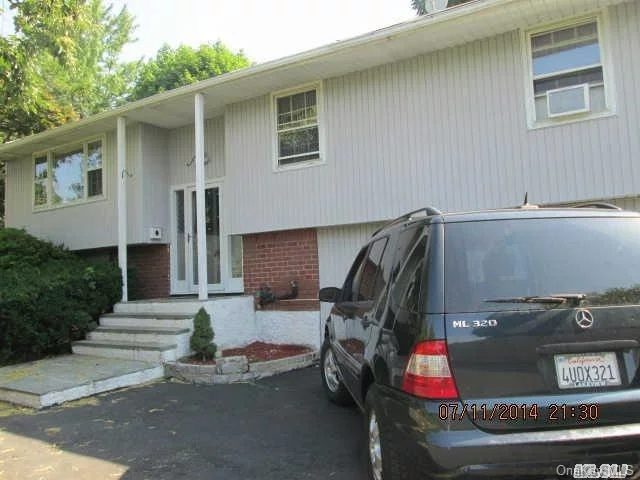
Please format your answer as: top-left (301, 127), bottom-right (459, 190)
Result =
top-left (108, 0), bottom-right (417, 63)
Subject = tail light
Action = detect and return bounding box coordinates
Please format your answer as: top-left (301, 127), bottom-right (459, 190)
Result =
top-left (401, 340), bottom-right (459, 399)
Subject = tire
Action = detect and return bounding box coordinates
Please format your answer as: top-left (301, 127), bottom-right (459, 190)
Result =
top-left (365, 386), bottom-right (412, 480)
top-left (320, 340), bottom-right (354, 406)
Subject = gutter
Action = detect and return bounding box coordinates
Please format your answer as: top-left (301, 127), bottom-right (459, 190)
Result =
top-left (0, 0), bottom-right (512, 156)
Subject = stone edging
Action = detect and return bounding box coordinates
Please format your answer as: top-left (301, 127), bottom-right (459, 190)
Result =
top-left (164, 351), bottom-right (319, 384)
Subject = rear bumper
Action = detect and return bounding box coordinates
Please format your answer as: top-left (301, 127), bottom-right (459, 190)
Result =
top-left (377, 387), bottom-right (640, 479)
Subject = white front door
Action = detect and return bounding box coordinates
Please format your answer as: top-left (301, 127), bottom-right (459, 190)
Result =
top-left (171, 185), bottom-right (223, 294)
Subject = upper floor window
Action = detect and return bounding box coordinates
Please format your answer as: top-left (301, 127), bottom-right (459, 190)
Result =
top-left (526, 16), bottom-right (613, 127)
top-left (273, 84), bottom-right (322, 169)
top-left (33, 138), bottom-right (104, 209)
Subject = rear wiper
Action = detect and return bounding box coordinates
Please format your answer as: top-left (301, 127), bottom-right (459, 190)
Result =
top-left (484, 293), bottom-right (587, 305)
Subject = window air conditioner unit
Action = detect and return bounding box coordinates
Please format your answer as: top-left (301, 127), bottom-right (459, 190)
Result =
top-left (423, 0), bottom-right (448, 13)
top-left (547, 83), bottom-right (590, 118)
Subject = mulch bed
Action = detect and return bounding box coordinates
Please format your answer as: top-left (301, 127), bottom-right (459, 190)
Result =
top-left (181, 341), bottom-right (312, 365)
top-left (222, 341), bottom-right (312, 363)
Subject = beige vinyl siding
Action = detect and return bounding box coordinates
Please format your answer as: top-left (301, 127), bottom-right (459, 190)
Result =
top-left (140, 124), bottom-right (170, 242)
top-left (608, 196), bottom-right (640, 212)
top-left (125, 124), bottom-right (144, 244)
top-left (5, 128), bottom-right (144, 249)
top-left (167, 117), bottom-right (225, 187)
top-left (225, 1), bottom-right (639, 235)
top-left (4, 125), bottom-right (150, 249)
top-left (317, 222), bottom-right (384, 288)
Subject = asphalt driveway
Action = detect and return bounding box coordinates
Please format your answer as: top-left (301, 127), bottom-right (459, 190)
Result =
top-left (0, 366), bottom-right (367, 480)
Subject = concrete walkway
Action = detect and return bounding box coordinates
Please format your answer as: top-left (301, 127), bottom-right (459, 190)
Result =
top-left (0, 368), bottom-right (367, 480)
top-left (0, 355), bottom-right (164, 409)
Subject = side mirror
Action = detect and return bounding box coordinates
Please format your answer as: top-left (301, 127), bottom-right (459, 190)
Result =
top-left (319, 286), bottom-right (342, 303)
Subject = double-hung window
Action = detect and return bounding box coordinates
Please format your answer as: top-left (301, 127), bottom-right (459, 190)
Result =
top-left (273, 85), bottom-right (322, 169)
top-left (527, 16), bottom-right (612, 126)
top-left (33, 137), bottom-right (105, 209)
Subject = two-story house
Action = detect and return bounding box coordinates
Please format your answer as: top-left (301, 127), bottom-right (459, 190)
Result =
top-left (2, 0), bottom-right (639, 348)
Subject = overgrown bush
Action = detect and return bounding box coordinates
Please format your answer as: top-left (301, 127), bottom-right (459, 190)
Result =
top-left (0, 228), bottom-right (122, 365)
top-left (190, 307), bottom-right (217, 361)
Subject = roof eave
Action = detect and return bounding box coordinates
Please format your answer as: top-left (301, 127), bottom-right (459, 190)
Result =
top-left (0, 0), bottom-right (508, 158)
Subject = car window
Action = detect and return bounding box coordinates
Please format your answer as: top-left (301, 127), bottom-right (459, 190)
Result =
top-left (392, 234), bottom-right (428, 313)
top-left (341, 247), bottom-right (368, 302)
top-left (445, 217), bottom-right (640, 312)
top-left (357, 237), bottom-right (388, 302)
top-left (391, 226), bottom-right (423, 280)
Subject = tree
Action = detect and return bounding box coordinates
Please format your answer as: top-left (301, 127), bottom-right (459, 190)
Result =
top-left (410, 0), bottom-right (471, 15)
top-left (129, 41), bottom-right (251, 101)
top-left (190, 307), bottom-right (217, 361)
top-left (0, 0), bottom-right (136, 142)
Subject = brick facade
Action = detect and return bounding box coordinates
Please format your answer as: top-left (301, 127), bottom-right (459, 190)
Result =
top-left (77, 244), bottom-right (170, 300)
top-left (243, 228), bottom-right (320, 308)
top-left (128, 244), bottom-right (170, 300)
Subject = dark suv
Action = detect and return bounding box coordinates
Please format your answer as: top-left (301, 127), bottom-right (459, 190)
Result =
top-left (319, 204), bottom-right (640, 480)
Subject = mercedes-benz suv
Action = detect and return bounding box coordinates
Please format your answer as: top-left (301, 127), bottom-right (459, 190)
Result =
top-left (319, 204), bottom-right (640, 479)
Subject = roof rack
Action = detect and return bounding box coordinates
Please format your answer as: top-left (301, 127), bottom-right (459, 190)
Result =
top-left (372, 206), bottom-right (442, 237)
top-left (571, 202), bottom-right (622, 210)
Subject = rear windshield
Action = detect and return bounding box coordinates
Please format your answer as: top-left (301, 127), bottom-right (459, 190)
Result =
top-left (444, 217), bottom-right (640, 313)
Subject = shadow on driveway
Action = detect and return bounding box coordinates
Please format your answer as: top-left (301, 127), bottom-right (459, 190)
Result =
top-left (0, 366), bottom-right (367, 480)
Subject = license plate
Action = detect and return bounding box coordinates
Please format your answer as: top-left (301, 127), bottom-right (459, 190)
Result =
top-left (554, 352), bottom-right (621, 389)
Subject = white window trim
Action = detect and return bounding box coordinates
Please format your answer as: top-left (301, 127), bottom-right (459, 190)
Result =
top-left (32, 135), bottom-right (107, 212)
top-left (271, 81), bottom-right (326, 172)
top-left (522, 11), bottom-right (617, 130)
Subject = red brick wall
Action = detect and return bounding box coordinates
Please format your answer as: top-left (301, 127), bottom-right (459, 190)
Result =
top-left (128, 245), bottom-right (170, 300)
top-left (243, 228), bottom-right (320, 305)
top-left (77, 244), bottom-right (170, 300)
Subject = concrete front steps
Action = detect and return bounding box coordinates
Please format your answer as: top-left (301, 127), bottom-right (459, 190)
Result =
top-left (71, 300), bottom-right (199, 364)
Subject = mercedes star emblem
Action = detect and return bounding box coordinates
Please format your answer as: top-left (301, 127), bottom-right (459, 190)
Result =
top-left (575, 309), bottom-right (594, 329)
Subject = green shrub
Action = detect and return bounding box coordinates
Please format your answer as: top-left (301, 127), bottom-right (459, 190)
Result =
top-left (0, 228), bottom-right (122, 365)
top-left (190, 307), bottom-right (217, 361)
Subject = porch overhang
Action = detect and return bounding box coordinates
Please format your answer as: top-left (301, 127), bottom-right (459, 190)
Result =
top-left (0, 0), bottom-right (627, 160)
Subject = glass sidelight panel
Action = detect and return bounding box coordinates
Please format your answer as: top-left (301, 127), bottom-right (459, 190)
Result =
top-left (230, 235), bottom-right (243, 278)
top-left (175, 190), bottom-right (186, 281)
top-left (191, 188), bottom-right (221, 285)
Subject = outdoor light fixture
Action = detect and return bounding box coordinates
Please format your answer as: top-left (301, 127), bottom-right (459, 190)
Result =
top-left (187, 152), bottom-right (210, 167)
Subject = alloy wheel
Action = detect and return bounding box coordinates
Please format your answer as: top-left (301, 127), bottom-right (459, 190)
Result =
top-left (323, 348), bottom-right (340, 392)
top-left (368, 411), bottom-right (383, 480)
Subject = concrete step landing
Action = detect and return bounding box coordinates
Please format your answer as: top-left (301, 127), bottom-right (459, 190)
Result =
top-left (100, 313), bottom-right (194, 329)
top-left (0, 355), bottom-right (164, 409)
top-left (72, 339), bottom-right (179, 363)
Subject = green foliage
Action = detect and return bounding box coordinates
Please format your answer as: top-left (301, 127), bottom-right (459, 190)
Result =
top-left (587, 285), bottom-right (640, 306)
top-left (190, 307), bottom-right (217, 361)
top-left (130, 41), bottom-right (251, 101)
top-left (0, 161), bottom-right (4, 228)
top-left (0, 228), bottom-right (122, 365)
top-left (0, 0), bottom-right (136, 143)
top-left (410, 0), bottom-right (471, 15)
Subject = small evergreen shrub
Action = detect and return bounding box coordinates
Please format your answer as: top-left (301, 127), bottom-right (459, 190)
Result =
top-left (0, 228), bottom-right (122, 365)
top-left (190, 307), bottom-right (217, 361)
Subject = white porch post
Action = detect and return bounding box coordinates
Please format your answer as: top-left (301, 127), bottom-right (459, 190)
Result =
top-left (117, 116), bottom-right (128, 302)
top-left (194, 93), bottom-right (208, 300)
